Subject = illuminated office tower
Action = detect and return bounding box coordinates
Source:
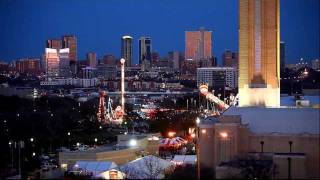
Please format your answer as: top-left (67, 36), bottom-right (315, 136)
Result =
top-left (238, 0), bottom-right (280, 107)
top-left (46, 39), bottom-right (62, 49)
top-left (139, 37), bottom-right (152, 66)
top-left (45, 48), bottom-right (60, 77)
top-left (87, 52), bottom-right (97, 68)
top-left (45, 48), bottom-right (70, 78)
top-left (62, 35), bottom-right (77, 62)
top-left (185, 27), bottom-right (212, 60)
top-left (59, 48), bottom-right (71, 77)
top-left (121, 36), bottom-right (133, 67)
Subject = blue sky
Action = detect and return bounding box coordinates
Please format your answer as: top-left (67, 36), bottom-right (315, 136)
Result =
top-left (0, 0), bottom-right (319, 65)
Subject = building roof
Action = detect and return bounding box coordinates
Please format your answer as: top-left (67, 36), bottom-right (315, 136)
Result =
top-left (120, 155), bottom-right (173, 179)
top-left (74, 161), bottom-right (118, 175)
top-left (223, 107), bottom-right (320, 135)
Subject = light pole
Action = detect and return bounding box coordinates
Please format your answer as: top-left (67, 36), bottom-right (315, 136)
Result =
top-left (67, 132), bottom-right (71, 149)
top-left (196, 117), bottom-right (201, 180)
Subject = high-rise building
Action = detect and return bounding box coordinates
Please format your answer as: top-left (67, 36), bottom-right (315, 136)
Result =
top-left (103, 54), bottom-right (116, 66)
top-left (222, 50), bottom-right (239, 69)
top-left (87, 52), bottom-right (97, 68)
top-left (185, 27), bottom-right (212, 61)
top-left (238, 0), bottom-right (280, 107)
top-left (46, 39), bottom-right (62, 49)
top-left (59, 48), bottom-right (71, 77)
top-left (168, 51), bottom-right (180, 70)
top-left (280, 42), bottom-right (286, 71)
top-left (197, 67), bottom-right (238, 89)
top-left (45, 48), bottom-right (70, 78)
top-left (121, 35), bottom-right (133, 67)
top-left (151, 52), bottom-right (160, 67)
top-left (15, 58), bottom-right (41, 75)
top-left (139, 37), bottom-right (152, 65)
top-left (62, 35), bottom-right (77, 76)
top-left (45, 48), bottom-right (60, 77)
top-left (62, 35), bottom-right (77, 62)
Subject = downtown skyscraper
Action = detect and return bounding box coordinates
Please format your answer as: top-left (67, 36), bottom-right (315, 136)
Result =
top-left (139, 37), bottom-right (152, 64)
top-left (238, 0), bottom-right (280, 107)
top-left (185, 27), bottom-right (212, 61)
top-left (121, 36), bottom-right (133, 67)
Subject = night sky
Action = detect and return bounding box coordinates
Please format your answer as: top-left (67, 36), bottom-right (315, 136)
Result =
top-left (0, 0), bottom-right (319, 65)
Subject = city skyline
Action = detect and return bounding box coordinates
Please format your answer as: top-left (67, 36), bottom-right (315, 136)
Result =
top-left (0, 0), bottom-right (319, 65)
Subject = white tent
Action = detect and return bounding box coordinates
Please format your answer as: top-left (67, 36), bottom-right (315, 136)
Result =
top-left (172, 155), bottom-right (197, 165)
top-left (74, 161), bottom-right (121, 178)
top-left (95, 169), bottom-right (125, 179)
top-left (120, 155), bottom-right (174, 179)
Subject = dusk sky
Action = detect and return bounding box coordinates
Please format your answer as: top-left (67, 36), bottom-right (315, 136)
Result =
top-left (0, 0), bottom-right (319, 64)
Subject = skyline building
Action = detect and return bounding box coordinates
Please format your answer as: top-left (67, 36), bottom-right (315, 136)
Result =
top-left (238, 0), bottom-right (280, 107)
top-left (185, 27), bottom-right (212, 61)
top-left (46, 39), bottom-right (62, 49)
top-left (45, 48), bottom-right (60, 78)
top-left (222, 50), bottom-right (239, 69)
top-left (103, 54), bottom-right (116, 66)
top-left (139, 37), bottom-right (152, 66)
top-left (197, 67), bottom-right (238, 89)
top-left (15, 58), bottom-right (41, 75)
top-left (45, 48), bottom-right (70, 78)
top-left (168, 51), bottom-right (180, 70)
top-left (86, 52), bottom-right (97, 68)
top-left (59, 48), bottom-right (71, 77)
top-left (121, 35), bottom-right (133, 67)
top-left (62, 35), bottom-right (77, 63)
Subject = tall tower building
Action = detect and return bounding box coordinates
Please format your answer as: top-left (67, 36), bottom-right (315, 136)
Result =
top-left (222, 50), bottom-right (239, 69)
top-left (45, 48), bottom-right (60, 78)
top-left (46, 39), bottom-right (62, 49)
top-left (62, 35), bottom-right (77, 62)
top-left (121, 36), bottom-right (133, 67)
top-left (185, 27), bottom-right (212, 60)
top-left (139, 37), bottom-right (152, 65)
top-left (238, 0), bottom-right (280, 107)
top-left (87, 52), bottom-right (97, 68)
top-left (45, 48), bottom-right (70, 78)
top-left (168, 51), bottom-right (180, 70)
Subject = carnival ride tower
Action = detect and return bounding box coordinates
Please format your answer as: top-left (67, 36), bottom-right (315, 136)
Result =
top-left (97, 91), bottom-right (107, 123)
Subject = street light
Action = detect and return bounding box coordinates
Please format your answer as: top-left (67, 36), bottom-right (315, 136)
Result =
top-left (129, 139), bottom-right (137, 147)
top-left (196, 117), bottom-right (200, 125)
top-left (220, 132), bottom-right (228, 138)
top-left (67, 132), bottom-right (71, 136)
top-left (30, 138), bottom-right (34, 142)
top-left (195, 117), bottom-right (201, 180)
top-left (94, 138), bottom-right (98, 143)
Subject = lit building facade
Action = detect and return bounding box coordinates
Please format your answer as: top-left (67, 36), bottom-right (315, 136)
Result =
top-left (46, 39), bottom-right (62, 49)
top-left (238, 0), bottom-right (280, 107)
top-left (15, 58), bottom-right (41, 75)
top-left (62, 35), bottom-right (77, 62)
top-left (185, 27), bottom-right (212, 61)
top-left (222, 50), bottom-right (238, 69)
top-left (168, 51), bottom-right (180, 70)
top-left (197, 67), bottom-right (238, 89)
top-left (87, 52), bottom-right (97, 68)
top-left (121, 36), bottom-right (133, 67)
top-left (199, 107), bottom-right (319, 179)
top-left (45, 48), bottom-right (60, 77)
top-left (45, 48), bottom-right (70, 78)
top-left (139, 37), bottom-right (152, 69)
